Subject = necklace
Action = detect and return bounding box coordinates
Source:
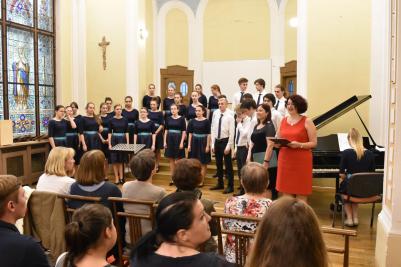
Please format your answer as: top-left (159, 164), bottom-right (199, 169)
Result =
top-left (287, 116), bottom-right (301, 126)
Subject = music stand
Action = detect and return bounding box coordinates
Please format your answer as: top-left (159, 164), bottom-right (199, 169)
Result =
top-left (110, 144), bottom-right (146, 179)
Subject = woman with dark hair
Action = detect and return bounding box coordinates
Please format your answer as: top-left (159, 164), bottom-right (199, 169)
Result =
top-left (247, 104), bottom-right (277, 199)
top-left (187, 91), bottom-right (202, 121)
top-left (246, 197), bottom-right (328, 267)
top-left (208, 84), bottom-right (221, 121)
top-left (163, 85), bottom-right (176, 118)
top-left (65, 105), bottom-right (80, 163)
top-left (274, 94), bottom-right (317, 202)
top-left (190, 84), bottom-right (208, 107)
top-left (263, 93), bottom-right (282, 131)
top-left (130, 192), bottom-right (234, 267)
top-left (58, 204), bottom-right (118, 267)
top-left (122, 96), bottom-right (139, 143)
top-left (79, 102), bottom-right (103, 152)
top-left (187, 105), bottom-right (211, 184)
top-left (142, 83), bottom-right (161, 110)
top-left (48, 105), bottom-right (76, 148)
top-left (174, 92), bottom-right (187, 117)
top-left (99, 102), bottom-right (111, 163)
top-left (148, 98), bottom-right (164, 171)
top-left (134, 107), bottom-right (156, 150)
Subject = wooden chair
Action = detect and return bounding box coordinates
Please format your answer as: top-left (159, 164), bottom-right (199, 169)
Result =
top-left (333, 172), bottom-right (383, 228)
top-left (322, 226), bottom-right (357, 267)
top-left (57, 194), bottom-right (102, 223)
top-left (211, 212), bottom-right (261, 267)
top-left (108, 197), bottom-right (156, 267)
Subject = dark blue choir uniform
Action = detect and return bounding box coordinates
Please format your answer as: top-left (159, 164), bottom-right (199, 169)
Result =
top-left (143, 95), bottom-right (161, 110)
top-left (70, 115), bottom-right (82, 163)
top-left (100, 115), bottom-right (111, 159)
top-left (187, 119), bottom-right (211, 164)
top-left (178, 104), bottom-right (187, 117)
top-left (164, 116), bottom-right (186, 159)
top-left (208, 96), bottom-right (219, 121)
top-left (134, 120), bottom-right (156, 149)
top-left (48, 119), bottom-right (67, 147)
top-left (109, 117), bottom-right (129, 163)
top-left (122, 108), bottom-right (139, 143)
top-left (190, 94), bottom-right (208, 107)
top-left (163, 97), bottom-right (175, 117)
top-left (186, 104), bottom-right (198, 121)
top-left (79, 116), bottom-right (102, 150)
top-left (149, 111), bottom-right (164, 150)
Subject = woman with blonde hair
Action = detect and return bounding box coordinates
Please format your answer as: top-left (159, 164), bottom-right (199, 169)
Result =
top-left (36, 147), bottom-right (76, 194)
top-left (339, 128), bottom-right (375, 226)
top-left (246, 197), bottom-right (328, 267)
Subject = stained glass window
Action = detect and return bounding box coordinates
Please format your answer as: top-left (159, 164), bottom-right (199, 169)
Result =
top-left (1, 0), bottom-right (55, 139)
top-left (180, 82), bottom-right (188, 97)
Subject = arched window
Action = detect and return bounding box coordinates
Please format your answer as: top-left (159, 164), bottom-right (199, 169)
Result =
top-left (1, 0), bottom-right (55, 139)
top-left (180, 81), bottom-right (188, 97)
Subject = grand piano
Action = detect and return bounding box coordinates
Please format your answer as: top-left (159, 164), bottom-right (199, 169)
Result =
top-left (312, 95), bottom-right (385, 180)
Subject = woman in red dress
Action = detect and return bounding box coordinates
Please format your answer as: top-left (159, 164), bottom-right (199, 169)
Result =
top-left (273, 95), bottom-right (317, 202)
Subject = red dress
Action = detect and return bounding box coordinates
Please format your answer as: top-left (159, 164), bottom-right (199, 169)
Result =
top-left (276, 116), bottom-right (312, 195)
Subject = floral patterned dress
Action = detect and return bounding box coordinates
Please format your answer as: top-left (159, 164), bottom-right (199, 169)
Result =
top-left (223, 195), bottom-right (272, 263)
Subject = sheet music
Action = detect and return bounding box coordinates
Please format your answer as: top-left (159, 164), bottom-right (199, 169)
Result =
top-left (337, 133), bottom-right (351, 151)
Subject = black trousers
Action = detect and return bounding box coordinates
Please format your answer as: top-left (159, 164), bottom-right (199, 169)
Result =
top-left (215, 138), bottom-right (234, 188)
top-left (268, 167), bottom-right (278, 200)
top-left (236, 146), bottom-right (248, 179)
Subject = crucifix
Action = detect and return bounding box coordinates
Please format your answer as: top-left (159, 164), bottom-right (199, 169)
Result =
top-left (98, 36), bottom-right (110, 70)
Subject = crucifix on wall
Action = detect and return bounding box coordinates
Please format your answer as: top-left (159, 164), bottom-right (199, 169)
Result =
top-left (98, 36), bottom-right (110, 70)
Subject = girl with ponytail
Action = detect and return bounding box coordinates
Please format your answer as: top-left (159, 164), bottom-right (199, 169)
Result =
top-left (130, 192), bottom-right (235, 267)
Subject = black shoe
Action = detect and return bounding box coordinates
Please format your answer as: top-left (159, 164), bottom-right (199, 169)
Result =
top-left (210, 184), bottom-right (224, 190)
top-left (223, 187), bottom-right (234, 194)
top-left (119, 179), bottom-right (125, 184)
top-left (233, 190), bottom-right (245, 197)
top-left (169, 181), bottom-right (174, 186)
top-left (213, 174), bottom-right (218, 178)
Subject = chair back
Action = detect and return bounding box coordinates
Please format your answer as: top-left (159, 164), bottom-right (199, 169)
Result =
top-left (211, 212), bottom-right (261, 267)
top-left (347, 172), bottom-right (383, 198)
top-left (57, 194), bottom-right (102, 223)
top-left (108, 197), bottom-right (156, 267)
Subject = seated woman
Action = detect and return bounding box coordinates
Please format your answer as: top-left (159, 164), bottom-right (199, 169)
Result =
top-left (56, 204), bottom-right (117, 267)
top-left (172, 158), bottom-right (218, 252)
top-left (223, 162), bottom-right (272, 263)
top-left (122, 149), bottom-right (166, 245)
top-left (339, 128), bottom-right (376, 227)
top-left (36, 147), bottom-right (75, 194)
top-left (130, 192), bottom-right (235, 267)
top-left (246, 197), bottom-right (328, 267)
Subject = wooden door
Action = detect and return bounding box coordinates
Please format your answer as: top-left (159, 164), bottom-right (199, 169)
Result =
top-left (280, 60), bottom-right (297, 96)
top-left (160, 65), bottom-right (194, 105)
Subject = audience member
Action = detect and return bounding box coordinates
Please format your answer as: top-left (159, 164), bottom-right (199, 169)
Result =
top-left (36, 147), bottom-right (75, 194)
top-left (173, 158), bottom-right (218, 252)
top-left (246, 197), bottom-right (328, 267)
top-left (224, 162), bottom-right (272, 263)
top-left (57, 204), bottom-right (117, 267)
top-left (122, 149), bottom-right (166, 244)
top-left (0, 175), bottom-right (50, 267)
top-left (130, 192), bottom-right (235, 267)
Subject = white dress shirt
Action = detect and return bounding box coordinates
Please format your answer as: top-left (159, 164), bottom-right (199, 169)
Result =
top-left (253, 90), bottom-right (268, 106)
top-left (275, 96), bottom-right (287, 117)
top-left (271, 108), bottom-right (283, 132)
top-left (211, 109), bottom-right (235, 150)
top-left (235, 116), bottom-right (252, 150)
top-left (233, 90), bottom-right (248, 107)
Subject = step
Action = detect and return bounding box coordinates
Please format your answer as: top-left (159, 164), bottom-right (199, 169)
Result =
top-left (157, 162), bottom-right (239, 174)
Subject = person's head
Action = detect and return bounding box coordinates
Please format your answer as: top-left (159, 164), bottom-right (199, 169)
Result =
top-left (240, 99), bottom-right (257, 117)
top-left (114, 104), bottom-right (123, 116)
top-left (70, 102), bottom-right (79, 115)
top-left (45, 147), bottom-right (75, 177)
top-left (235, 105), bottom-right (247, 121)
top-left (274, 84), bottom-right (286, 99)
top-left (246, 197), bottom-right (328, 267)
top-left (99, 102), bottom-right (108, 115)
top-left (240, 162), bottom-right (269, 195)
top-left (194, 84), bottom-right (203, 95)
top-left (256, 104), bottom-right (271, 125)
top-left (195, 105), bottom-right (206, 118)
top-left (263, 93), bottom-right (276, 108)
top-left (129, 149), bottom-right (156, 181)
top-left (75, 150), bottom-right (106, 186)
top-left (254, 78), bottom-right (266, 92)
top-left (191, 91), bottom-right (199, 103)
top-left (218, 95), bottom-right (228, 112)
top-left (242, 93), bottom-right (254, 102)
top-left (172, 159), bottom-right (202, 191)
top-left (148, 83), bottom-right (156, 95)
top-left (104, 97), bottom-right (113, 111)
top-left (85, 102), bottom-right (96, 116)
top-left (238, 77), bottom-right (248, 92)
top-left (347, 128), bottom-right (365, 160)
top-left (210, 84), bottom-right (221, 96)
top-left (55, 105), bottom-right (65, 119)
top-left (131, 192), bottom-right (211, 260)
top-left (150, 98), bottom-right (159, 111)
top-left (140, 107), bottom-right (148, 120)
top-left (64, 204), bottom-right (116, 267)
top-left (125, 96), bottom-right (133, 109)
top-left (0, 175), bottom-right (26, 222)
top-left (170, 103), bottom-right (179, 116)
top-left (65, 106), bottom-right (73, 117)
top-left (174, 92), bottom-right (183, 104)
top-left (167, 84), bottom-right (176, 97)
top-left (286, 94), bottom-right (308, 115)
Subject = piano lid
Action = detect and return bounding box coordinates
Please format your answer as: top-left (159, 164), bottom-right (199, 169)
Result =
top-left (312, 95), bottom-right (371, 130)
